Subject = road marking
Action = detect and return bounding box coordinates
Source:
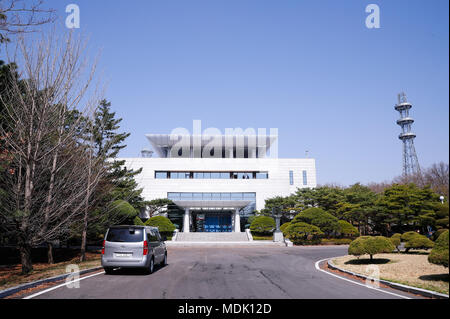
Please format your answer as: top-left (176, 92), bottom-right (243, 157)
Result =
top-left (23, 271), bottom-right (105, 299)
top-left (314, 257), bottom-right (411, 299)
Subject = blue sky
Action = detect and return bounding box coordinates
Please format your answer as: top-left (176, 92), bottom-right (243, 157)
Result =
top-left (6, 0), bottom-right (450, 185)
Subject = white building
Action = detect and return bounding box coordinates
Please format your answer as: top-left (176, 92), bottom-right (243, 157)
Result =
top-left (120, 133), bottom-right (316, 233)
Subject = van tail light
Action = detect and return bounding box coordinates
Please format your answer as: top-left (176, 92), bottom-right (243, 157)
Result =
top-left (101, 240), bottom-right (105, 255)
top-left (143, 240), bottom-right (148, 255)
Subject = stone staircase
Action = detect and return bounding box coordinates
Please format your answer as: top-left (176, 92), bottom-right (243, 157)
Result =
top-left (176, 232), bottom-right (249, 242)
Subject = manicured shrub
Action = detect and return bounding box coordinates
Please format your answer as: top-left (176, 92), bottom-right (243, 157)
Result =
top-left (293, 207), bottom-right (339, 236)
top-left (280, 222), bottom-right (291, 236)
top-left (250, 216), bottom-right (275, 236)
top-left (348, 236), bottom-right (395, 261)
top-left (285, 222), bottom-right (323, 245)
top-left (401, 231), bottom-right (420, 242)
top-left (145, 216), bottom-right (176, 238)
top-left (428, 230), bottom-right (449, 267)
top-left (390, 233), bottom-right (402, 252)
top-left (404, 234), bottom-right (434, 252)
top-left (337, 220), bottom-right (359, 238)
top-left (432, 228), bottom-right (448, 241)
top-left (110, 200), bottom-right (138, 220)
top-left (133, 216), bottom-right (145, 226)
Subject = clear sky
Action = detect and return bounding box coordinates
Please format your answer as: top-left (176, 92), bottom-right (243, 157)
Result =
top-left (7, 0), bottom-right (450, 186)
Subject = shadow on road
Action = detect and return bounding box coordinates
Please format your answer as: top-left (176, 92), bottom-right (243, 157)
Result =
top-left (104, 264), bottom-right (168, 276)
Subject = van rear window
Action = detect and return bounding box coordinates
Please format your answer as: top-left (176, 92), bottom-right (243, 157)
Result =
top-left (106, 228), bottom-right (143, 242)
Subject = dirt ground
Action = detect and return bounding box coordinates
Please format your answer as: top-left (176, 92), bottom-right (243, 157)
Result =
top-left (333, 253), bottom-right (449, 294)
top-left (0, 252), bottom-right (101, 291)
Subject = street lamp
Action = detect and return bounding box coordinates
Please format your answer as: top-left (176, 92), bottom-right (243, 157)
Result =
top-left (439, 196), bottom-right (445, 204)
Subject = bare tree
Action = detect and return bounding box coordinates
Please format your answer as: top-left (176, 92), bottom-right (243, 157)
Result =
top-left (0, 31), bottom-right (101, 273)
top-left (0, 0), bottom-right (55, 43)
top-left (423, 162), bottom-right (449, 197)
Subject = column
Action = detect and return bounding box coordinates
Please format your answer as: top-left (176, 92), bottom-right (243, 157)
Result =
top-left (183, 208), bottom-right (190, 233)
top-left (234, 208), bottom-right (241, 232)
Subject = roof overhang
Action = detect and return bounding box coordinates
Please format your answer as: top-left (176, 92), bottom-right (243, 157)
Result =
top-left (172, 200), bottom-right (252, 210)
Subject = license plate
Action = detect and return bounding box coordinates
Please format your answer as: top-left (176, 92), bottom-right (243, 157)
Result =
top-left (115, 252), bottom-right (132, 257)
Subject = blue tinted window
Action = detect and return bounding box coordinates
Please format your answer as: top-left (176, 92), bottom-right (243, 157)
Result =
top-left (194, 172), bottom-right (203, 179)
top-left (289, 171), bottom-right (294, 185)
top-left (211, 172), bottom-right (220, 179)
top-left (220, 172), bottom-right (230, 179)
top-left (155, 172), bottom-right (168, 179)
top-left (170, 172), bottom-right (178, 179)
top-left (203, 172), bottom-right (211, 179)
top-left (256, 172), bottom-right (268, 179)
top-left (302, 170), bottom-right (308, 185)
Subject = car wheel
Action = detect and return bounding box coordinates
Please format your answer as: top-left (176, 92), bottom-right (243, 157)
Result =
top-left (161, 253), bottom-right (167, 266)
top-left (148, 257), bottom-right (154, 274)
top-left (104, 267), bottom-right (114, 275)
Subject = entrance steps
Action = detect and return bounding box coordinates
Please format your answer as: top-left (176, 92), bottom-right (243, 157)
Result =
top-left (176, 232), bottom-right (249, 242)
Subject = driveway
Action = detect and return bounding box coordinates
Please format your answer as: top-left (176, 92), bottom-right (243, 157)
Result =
top-left (27, 245), bottom-right (418, 299)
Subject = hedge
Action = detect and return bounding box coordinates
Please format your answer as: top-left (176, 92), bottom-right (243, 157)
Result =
top-left (293, 207), bottom-right (339, 235)
top-left (145, 216), bottom-right (176, 237)
top-left (428, 230), bottom-right (449, 267)
top-left (250, 216), bottom-right (275, 235)
top-left (348, 236), bottom-right (395, 261)
top-left (284, 222), bottom-right (323, 245)
top-left (401, 232), bottom-right (434, 252)
top-left (280, 222), bottom-right (291, 236)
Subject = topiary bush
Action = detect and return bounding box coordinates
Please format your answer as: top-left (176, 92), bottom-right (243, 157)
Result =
top-left (285, 222), bottom-right (323, 245)
top-left (145, 216), bottom-right (176, 239)
top-left (133, 216), bottom-right (145, 226)
top-left (401, 231), bottom-right (420, 242)
top-left (337, 220), bottom-right (359, 238)
top-left (348, 236), bottom-right (395, 261)
top-left (293, 207), bottom-right (339, 236)
top-left (432, 228), bottom-right (448, 241)
top-left (390, 233), bottom-right (402, 252)
top-left (428, 230), bottom-right (449, 267)
top-left (280, 222), bottom-right (291, 236)
top-left (250, 216), bottom-right (275, 236)
top-left (404, 234), bottom-right (434, 253)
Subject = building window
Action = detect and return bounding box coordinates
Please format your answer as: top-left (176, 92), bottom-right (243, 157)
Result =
top-left (302, 170), bottom-right (308, 185)
top-left (289, 170), bottom-right (294, 185)
top-left (256, 172), bottom-right (268, 179)
top-left (155, 171), bottom-right (168, 179)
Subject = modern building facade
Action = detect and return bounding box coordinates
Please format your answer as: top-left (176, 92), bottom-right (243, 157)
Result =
top-left (120, 133), bottom-right (316, 233)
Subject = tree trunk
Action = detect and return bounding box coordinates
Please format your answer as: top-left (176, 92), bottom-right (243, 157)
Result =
top-left (47, 242), bottom-right (54, 264)
top-left (80, 208), bottom-right (89, 262)
top-left (370, 254), bottom-right (373, 261)
top-left (19, 243), bottom-right (33, 274)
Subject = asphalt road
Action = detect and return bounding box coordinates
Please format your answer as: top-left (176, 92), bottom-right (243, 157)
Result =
top-left (29, 245), bottom-right (419, 299)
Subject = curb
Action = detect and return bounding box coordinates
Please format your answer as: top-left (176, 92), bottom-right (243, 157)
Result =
top-left (0, 266), bottom-right (103, 299)
top-left (327, 258), bottom-right (449, 299)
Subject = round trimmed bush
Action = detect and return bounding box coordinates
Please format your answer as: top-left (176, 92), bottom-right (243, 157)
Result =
top-left (401, 231), bottom-right (420, 242)
top-left (390, 233), bottom-right (401, 251)
top-left (338, 220), bottom-right (359, 238)
top-left (348, 236), bottom-right (395, 261)
top-left (285, 222), bottom-right (323, 245)
top-left (428, 230), bottom-right (449, 267)
top-left (280, 222), bottom-right (291, 236)
top-left (250, 216), bottom-right (275, 236)
top-left (293, 207), bottom-right (339, 236)
top-left (432, 228), bottom-right (448, 241)
top-left (145, 216), bottom-right (176, 238)
top-left (404, 234), bottom-right (434, 252)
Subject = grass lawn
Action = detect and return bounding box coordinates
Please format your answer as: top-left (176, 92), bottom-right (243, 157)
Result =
top-left (333, 253), bottom-right (449, 295)
top-left (252, 235), bottom-right (273, 240)
top-left (0, 251), bottom-right (101, 291)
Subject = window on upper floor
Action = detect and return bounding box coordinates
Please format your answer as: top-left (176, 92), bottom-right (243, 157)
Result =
top-left (289, 170), bottom-right (294, 185)
top-left (302, 170), bottom-right (308, 185)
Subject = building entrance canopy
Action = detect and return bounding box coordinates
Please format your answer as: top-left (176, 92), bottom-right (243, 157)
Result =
top-left (172, 200), bottom-right (251, 210)
top-left (173, 200), bottom-right (250, 233)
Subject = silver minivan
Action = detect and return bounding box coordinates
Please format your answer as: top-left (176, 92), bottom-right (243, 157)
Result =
top-left (101, 225), bottom-right (167, 274)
